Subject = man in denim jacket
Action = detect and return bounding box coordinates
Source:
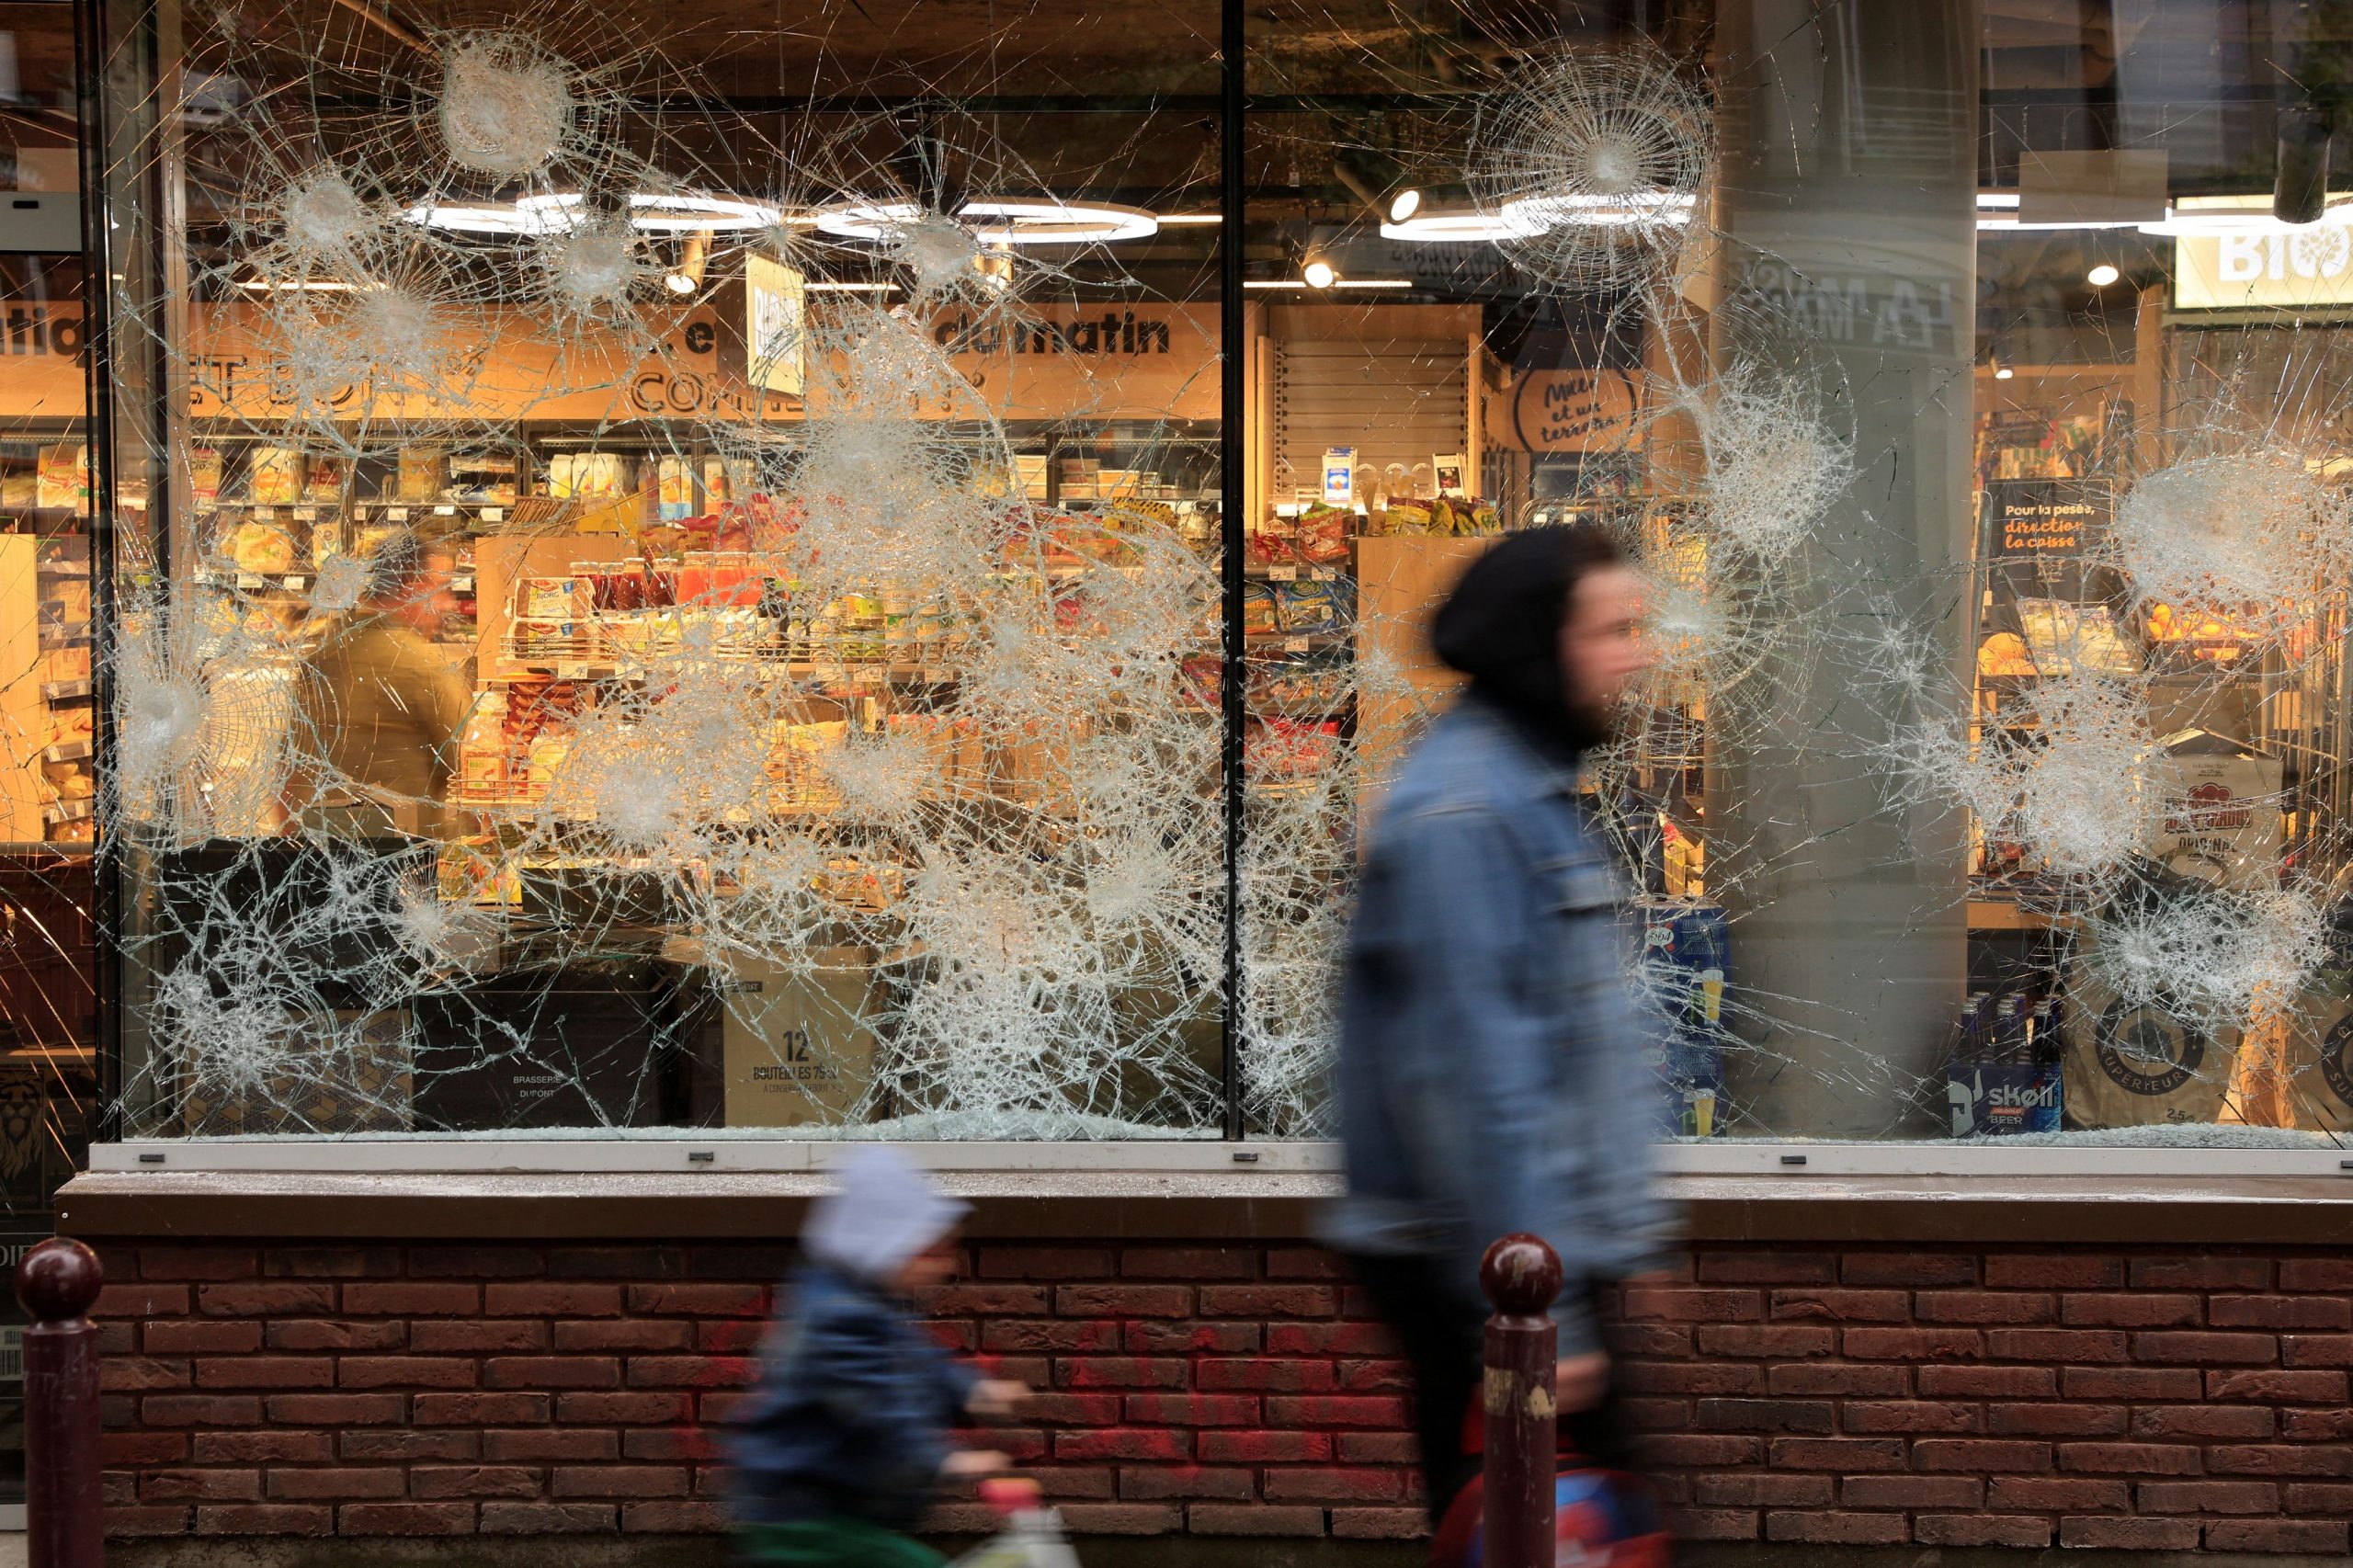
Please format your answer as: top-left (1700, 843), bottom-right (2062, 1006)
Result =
top-left (1324, 524), bottom-right (1678, 1526)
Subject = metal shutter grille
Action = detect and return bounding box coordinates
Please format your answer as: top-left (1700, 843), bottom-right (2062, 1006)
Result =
top-left (1272, 340), bottom-right (1467, 501)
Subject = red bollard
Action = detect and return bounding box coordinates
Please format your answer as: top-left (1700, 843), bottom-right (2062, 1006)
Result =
top-left (1480, 1233), bottom-right (1562, 1568)
top-left (17, 1238), bottom-right (105, 1568)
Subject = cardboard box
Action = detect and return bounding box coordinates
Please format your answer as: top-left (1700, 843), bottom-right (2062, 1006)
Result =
top-left (721, 948), bottom-right (883, 1127)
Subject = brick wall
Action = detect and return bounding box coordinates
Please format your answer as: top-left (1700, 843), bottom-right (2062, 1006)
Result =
top-left (92, 1239), bottom-right (2353, 1554)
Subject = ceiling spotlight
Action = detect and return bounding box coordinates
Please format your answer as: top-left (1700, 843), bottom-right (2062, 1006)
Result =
top-left (665, 232), bottom-right (710, 295)
top-left (1302, 256), bottom-right (1339, 290)
top-left (2086, 262), bottom-right (2120, 287)
top-left (1387, 187), bottom-right (1423, 223)
top-left (1995, 363), bottom-right (2015, 381)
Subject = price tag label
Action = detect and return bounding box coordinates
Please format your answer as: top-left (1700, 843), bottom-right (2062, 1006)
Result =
top-left (253, 507), bottom-right (277, 522)
top-left (451, 575), bottom-right (474, 593)
top-left (1267, 565), bottom-right (1297, 582)
top-left (236, 573), bottom-right (264, 589)
top-left (482, 507), bottom-right (505, 523)
top-left (1282, 636), bottom-right (1309, 653)
top-left (435, 505), bottom-right (457, 516)
top-left (283, 575), bottom-right (306, 591)
top-left (292, 507), bottom-right (316, 521)
top-left (558, 661), bottom-right (590, 680)
top-left (387, 507), bottom-right (409, 521)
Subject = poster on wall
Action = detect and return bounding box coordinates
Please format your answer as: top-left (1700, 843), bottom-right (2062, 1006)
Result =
top-left (1977, 479), bottom-right (2133, 677)
top-left (745, 253), bottom-right (807, 398)
top-left (1321, 447), bottom-right (1356, 506)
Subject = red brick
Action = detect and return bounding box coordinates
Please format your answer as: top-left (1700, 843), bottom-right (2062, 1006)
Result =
top-left (1918, 1365), bottom-right (2053, 1398)
top-left (1914, 1438), bottom-right (2051, 1471)
top-left (484, 1357), bottom-right (620, 1390)
top-left (107, 1505), bottom-right (193, 1537)
top-left (2279, 1259), bottom-right (2353, 1291)
top-left (408, 1246), bottom-right (541, 1278)
top-left (1054, 1505), bottom-right (1181, 1533)
top-left (1842, 1327), bottom-right (1983, 1360)
top-left (268, 1469), bottom-right (405, 1501)
top-left (415, 1392), bottom-right (551, 1424)
top-left (2061, 1517), bottom-right (2200, 1549)
top-left (2286, 1482), bottom-right (2353, 1513)
top-left (1196, 1284), bottom-right (1336, 1317)
top-left (1986, 1328), bottom-right (2129, 1362)
top-left (2130, 1256), bottom-right (2270, 1290)
top-left (1625, 1362), bottom-right (1763, 1395)
top-left (2141, 1480), bottom-right (2279, 1513)
top-left (624, 1356), bottom-right (755, 1389)
top-left (1767, 1363), bottom-right (1907, 1396)
top-left (1767, 1289), bottom-right (1908, 1324)
top-left (104, 1433), bottom-right (191, 1464)
top-left (342, 1282), bottom-right (480, 1316)
top-left (1024, 1392), bottom-right (1122, 1425)
top-left (1699, 1252), bottom-right (1837, 1285)
top-left (1695, 1324), bottom-right (1833, 1358)
top-left (551, 1466), bottom-right (688, 1500)
top-left (1336, 1432), bottom-right (1418, 1463)
top-left (2207, 1520), bottom-right (2352, 1553)
top-left (101, 1282), bottom-right (190, 1319)
top-left (411, 1468), bottom-right (542, 1500)
top-left (139, 1246), bottom-right (257, 1280)
top-left (1124, 1321), bottom-right (1261, 1355)
top-left (697, 1321), bottom-right (764, 1354)
top-left (976, 1247), bottom-right (1111, 1279)
top-left (933, 1284), bottom-right (1051, 1314)
top-left (194, 1505), bottom-right (330, 1536)
top-left (139, 1392), bottom-right (263, 1427)
top-left (1120, 1247), bottom-right (1255, 1280)
top-left (1263, 1322), bottom-right (1395, 1356)
top-left (2210, 1369), bottom-right (2348, 1402)
top-left (1765, 1512), bottom-right (1906, 1544)
top-left (621, 1431), bottom-right (707, 1462)
top-left (339, 1357), bottom-right (476, 1390)
top-left (266, 1320), bottom-right (405, 1352)
top-left (144, 1322), bottom-right (260, 1354)
top-left (1688, 1397), bottom-right (1829, 1434)
top-left (1622, 1288), bottom-right (1759, 1322)
top-left (1666, 1508), bottom-right (1759, 1540)
top-left (2062, 1292), bottom-right (2200, 1327)
top-left (1610, 1324), bottom-right (1692, 1357)
top-left (1841, 1253), bottom-right (1975, 1287)
top-left (1766, 1437), bottom-right (1906, 1471)
top-left (620, 1501), bottom-right (727, 1532)
top-left (2284, 1335), bottom-right (2353, 1367)
top-left (1915, 1515), bottom-right (2052, 1547)
top-left (2215, 1294), bottom-right (2350, 1329)
top-left (1266, 1395), bottom-right (1410, 1428)
top-left (1267, 1248), bottom-right (1348, 1279)
top-left (1986, 1255), bottom-right (2122, 1289)
top-left (1197, 1431), bottom-right (1332, 1463)
top-left (400, 1322), bottom-right (540, 1354)
top-left (1188, 1504), bottom-right (1324, 1536)
top-left (191, 1432), bottom-right (332, 1463)
top-left (1117, 1467), bottom-right (1253, 1501)
top-left (103, 1358), bottom-right (189, 1392)
top-left (1988, 1476), bottom-right (2130, 1510)
top-left (341, 1431), bottom-right (479, 1462)
top-left (1989, 1403), bottom-right (2129, 1436)
top-left (626, 1283), bottom-right (766, 1316)
top-left (982, 1319), bottom-right (1120, 1353)
top-left (2132, 1404), bottom-right (2273, 1439)
top-left (554, 1392), bottom-right (690, 1424)
top-left (479, 1503), bottom-right (618, 1533)
top-left (1194, 1358), bottom-right (1332, 1392)
top-left (260, 1246), bottom-right (403, 1279)
top-left (195, 1358), bottom-right (332, 1390)
top-left (486, 1283), bottom-right (625, 1318)
top-left (1051, 1429), bottom-right (1189, 1462)
top-left (142, 1470), bottom-right (262, 1502)
top-left (1916, 1292), bottom-right (2056, 1324)
top-left (1054, 1357), bottom-right (1185, 1390)
top-left (1329, 1507), bottom-right (1430, 1539)
top-left (2063, 1366), bottom-right (2200, 1400)
top-left (2211, 1444), bottom-right (2353, 1477)
top-left (1261, 1467), bottom-right (1409, 1505)
top-left (1842, 1401), bottom-right (1979, 1434)
top-left (486, 1422), bottom-right (620, 1460)
top-left (1842, 1476), bottom-right (1983, 1508)
top-left (2134, 1330), bottom-right (2277, 1364)
top-left (1123, 1393), bottom-right (1256, 1426)
top-left (1693, 1473), bottom-right (1833, 1506)
top-left (2058, 1442), bottom-right (2204, 1474)
top-left (2284, 1407), bottom-right (2353, 1441)
top-left (337, 1503), bottom-right (476, 1535)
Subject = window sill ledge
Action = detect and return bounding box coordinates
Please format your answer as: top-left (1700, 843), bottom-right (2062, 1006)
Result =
top-left (55, 1166), bottom-right (2353, 1244)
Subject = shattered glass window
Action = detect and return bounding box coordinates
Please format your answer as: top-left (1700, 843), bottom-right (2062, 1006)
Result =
top-left (77, 0), bottom-right (2353, 1149)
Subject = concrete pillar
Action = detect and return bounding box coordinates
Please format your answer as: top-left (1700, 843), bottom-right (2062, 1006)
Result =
top-left (1707, 0), bottom-right (1979, 1135)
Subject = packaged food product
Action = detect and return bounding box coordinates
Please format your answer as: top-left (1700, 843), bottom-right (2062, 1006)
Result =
top-left (520, 576), bottom-right (576, 619)
top-left (1249, 650), bottom-right (1350, 713)
top-left (1378, 500), bottom-right (1433, 535)
top-left (1295, 506), bottom-right (1353, 564)
top-left (36, 444), bottom-right (89, 512)
top-left (304, 454), bottom-right (345, 501)
top-left (189, 449), bottom-right (223, 507)
top-left (1274, 578), bottom-right (1345, 634)
top-left (1179, 654), bottom-right (1222, 709)
top-left (1242, 582), bottom-right (1279, 635)
top-left (658, 456), bottom-right (694, 522)
top-left (226, 521), bottom-right (299, 574)
top-left (398, 448), bottom-right (449, 501)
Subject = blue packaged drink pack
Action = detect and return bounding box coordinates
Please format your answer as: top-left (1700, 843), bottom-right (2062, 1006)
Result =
top-left (1639, 901), bottom-right (1728, 1137)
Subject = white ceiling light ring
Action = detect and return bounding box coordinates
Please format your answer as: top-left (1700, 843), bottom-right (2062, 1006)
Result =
top-left (1499, 189), bottom-right (1698, 230)
top-left (626, 193), bottom-right (782, 233)
top-left (813, 201), bottom-right (924, 240)
top-left (399, 200), bottom-right (578, 235)
top-left (1381, 206), bottom-right (1552, 244)
top-left (812, 199), bottom-right (1157, 245)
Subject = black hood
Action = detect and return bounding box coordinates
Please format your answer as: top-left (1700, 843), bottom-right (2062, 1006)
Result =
top-left (1430, 524), bottom-right (1620, 762)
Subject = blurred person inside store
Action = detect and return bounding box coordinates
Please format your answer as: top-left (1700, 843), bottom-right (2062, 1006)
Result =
top-left (1323, 523), bottom-right (1678, 1527)
top-left (282, 528), bottom-right (470, 838)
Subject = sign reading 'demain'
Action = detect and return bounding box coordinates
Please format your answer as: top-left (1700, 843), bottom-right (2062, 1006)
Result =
top-left (2175, 223), bottom-right (2353, 310)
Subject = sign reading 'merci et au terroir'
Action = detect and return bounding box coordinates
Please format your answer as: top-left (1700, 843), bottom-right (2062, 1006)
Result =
top-left (2174, 222), bottom-right (2353, 310)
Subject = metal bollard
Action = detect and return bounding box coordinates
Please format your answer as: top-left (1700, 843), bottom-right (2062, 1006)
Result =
top-left (17, 1238), bottom-right (105, 1568)
top-left (1479, 1233), bottom-right (1561, 1568)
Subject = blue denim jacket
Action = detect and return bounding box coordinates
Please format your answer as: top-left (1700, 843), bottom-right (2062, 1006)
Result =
top-left (725, 1260), bottom-right (979, 1529)
top-left (1321, 694), bottom-right (1677, 1357)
